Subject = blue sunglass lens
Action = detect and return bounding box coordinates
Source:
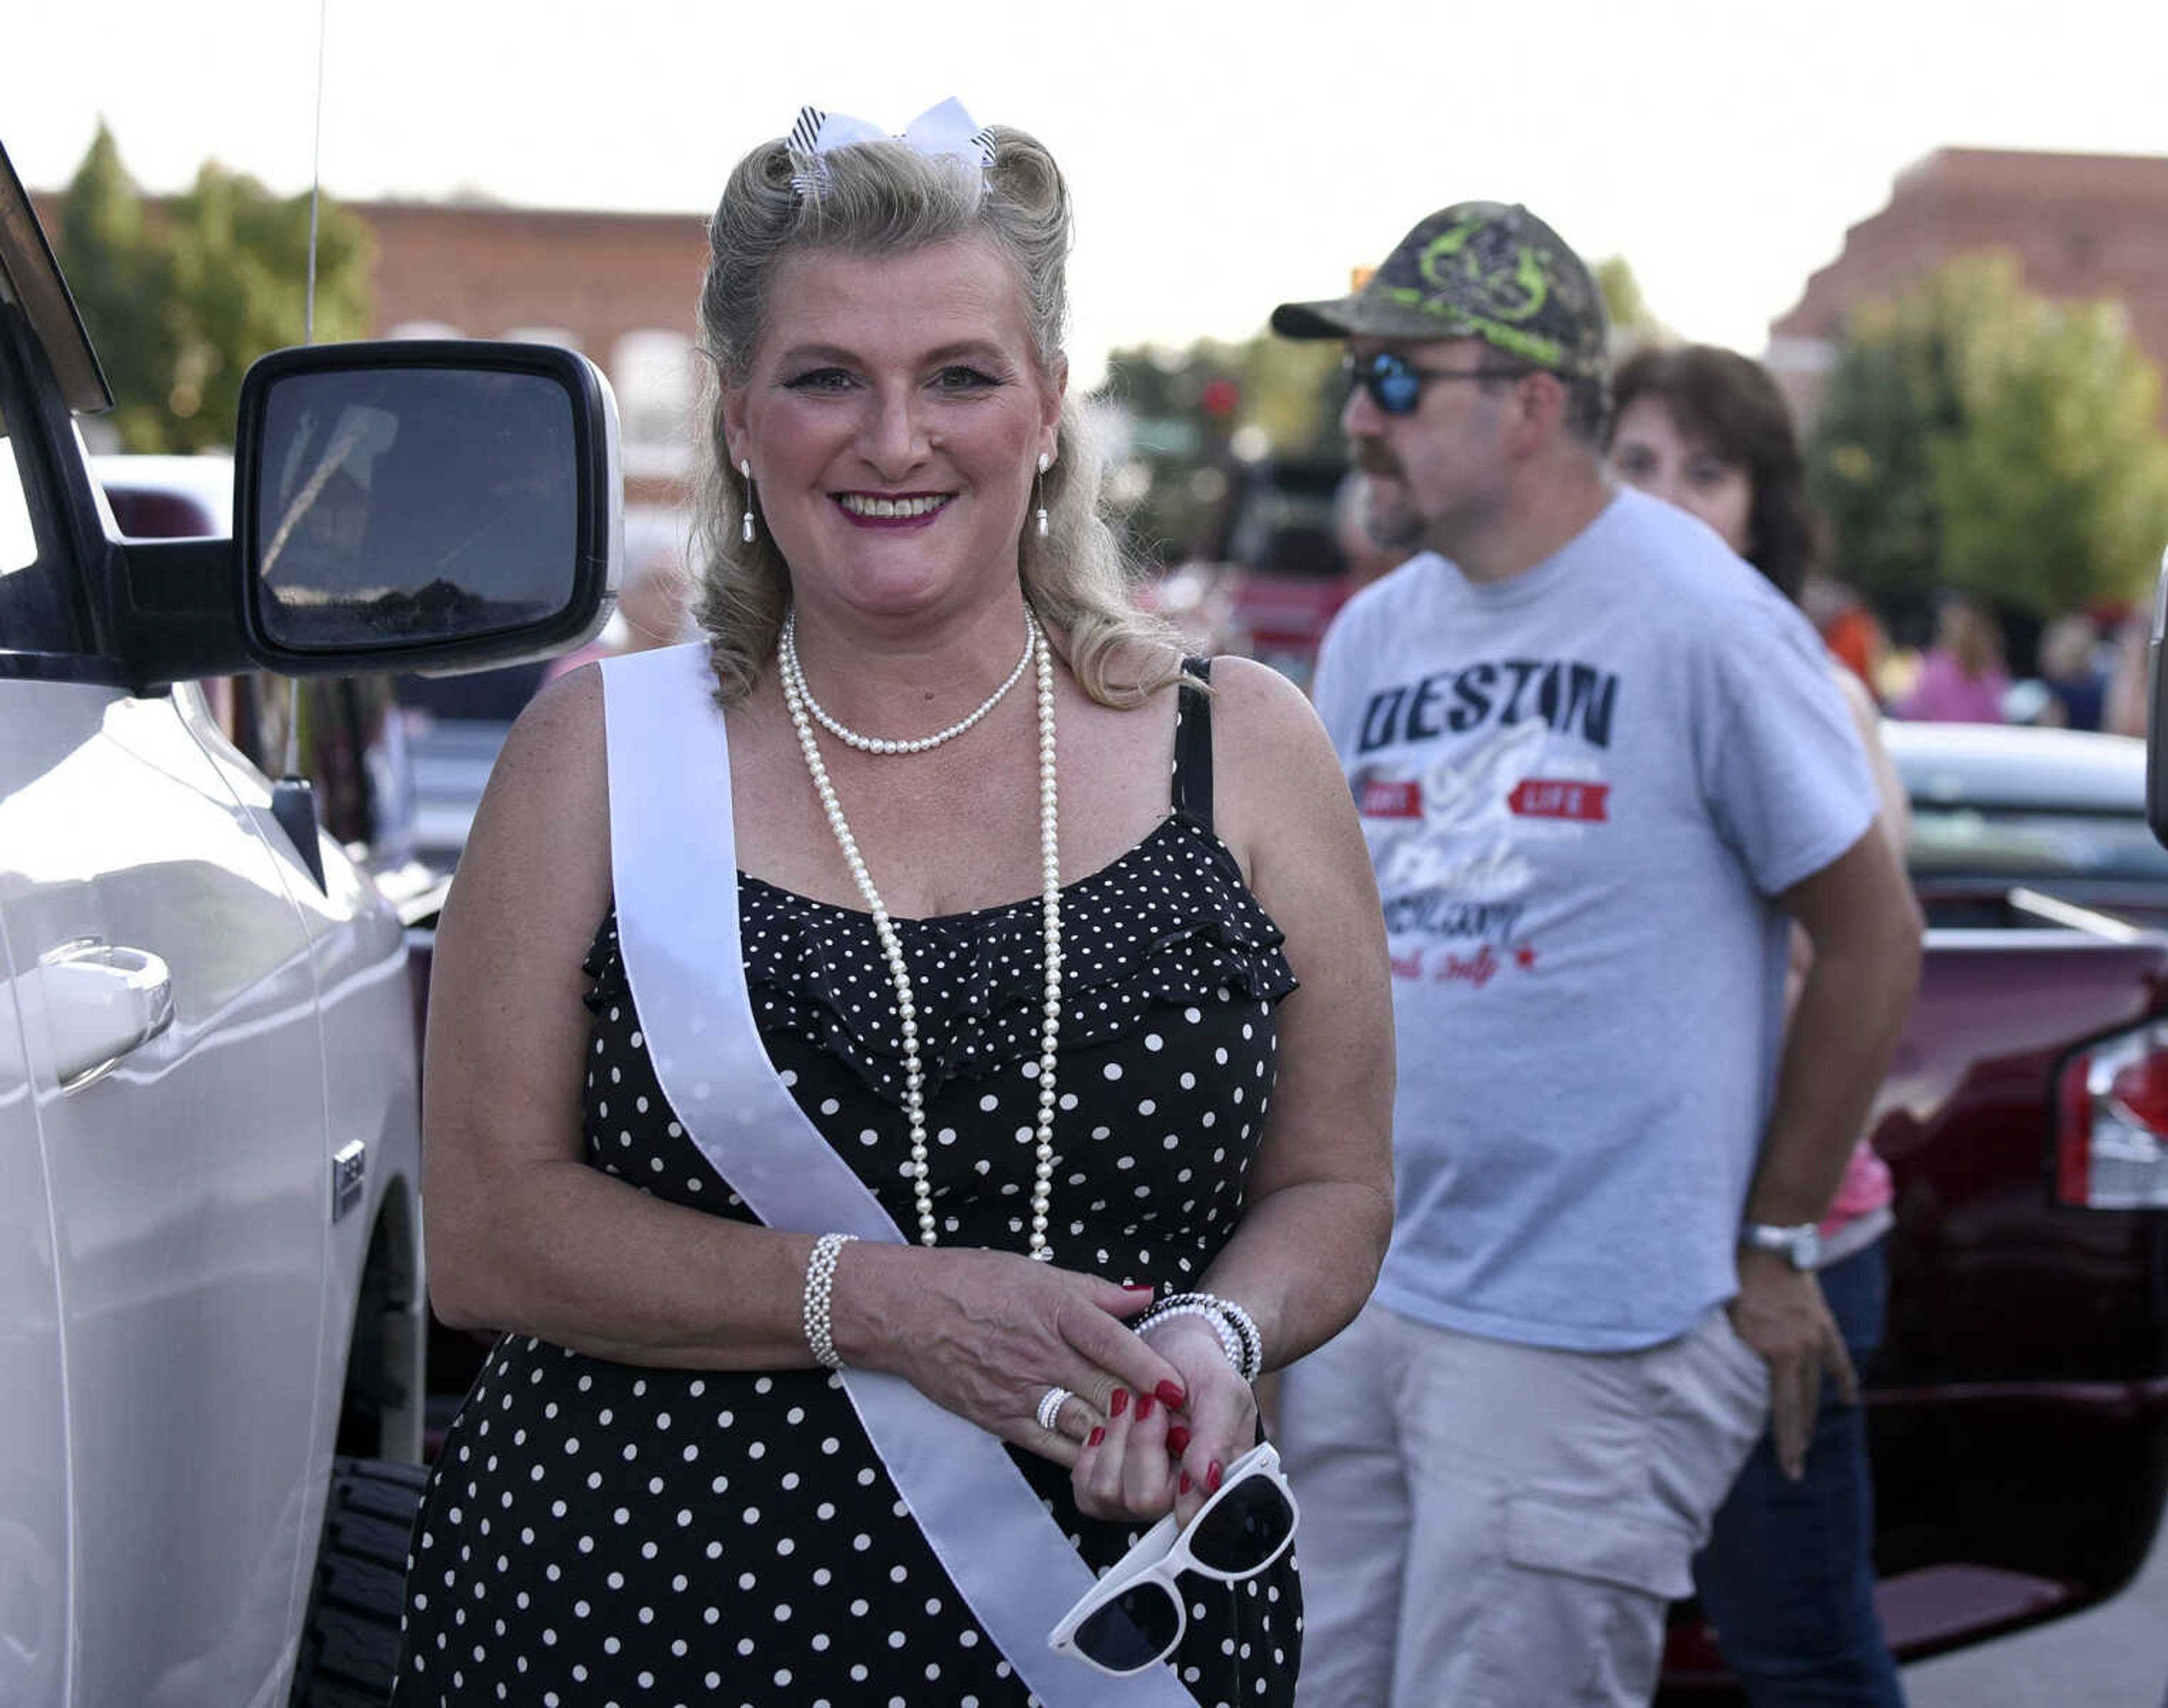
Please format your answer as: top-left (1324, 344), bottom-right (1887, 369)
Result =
top-left (1361, 355), bottom-right (1422, 415)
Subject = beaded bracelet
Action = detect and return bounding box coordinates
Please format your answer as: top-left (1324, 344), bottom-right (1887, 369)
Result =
top-left (1137, 1302), bottom-right (1243, 1374)
top-left (1207, 1295), bottom-right (1264, 1383)
top-left (802, 1232), bottom-right (859, 1370)
top-left (1143, 1292), bottom-right (1265, 1383)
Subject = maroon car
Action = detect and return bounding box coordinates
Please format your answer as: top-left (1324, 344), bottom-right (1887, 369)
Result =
top-left (1149, 458), bottom-right (1357, 693)
top-left (1662, 719), bottom-right (2168, 1698)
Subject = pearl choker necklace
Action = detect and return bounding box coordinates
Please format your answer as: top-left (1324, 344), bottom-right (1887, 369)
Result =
top-left (779, 607), bottom-right (1062, 1259)
top-left (779, 611), bottom-right (1036, 755)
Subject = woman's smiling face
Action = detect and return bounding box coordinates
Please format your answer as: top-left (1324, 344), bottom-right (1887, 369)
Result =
top-left (724, 234), bottom-right (1064, 625)
top-left (1608, 395), bottom-right (1755, 558)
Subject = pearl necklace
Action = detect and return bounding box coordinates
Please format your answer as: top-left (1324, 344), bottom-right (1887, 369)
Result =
top-left (779, 607), bottom-right (1063, 1259)
top-left (780, 611), bottom-right (1036, 755)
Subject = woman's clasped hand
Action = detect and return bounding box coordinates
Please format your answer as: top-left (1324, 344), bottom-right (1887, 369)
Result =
top-left (831, 1245), bottom-right (1264, 1527)
top-left (1076, 1310), bottom-right (1261, 1526)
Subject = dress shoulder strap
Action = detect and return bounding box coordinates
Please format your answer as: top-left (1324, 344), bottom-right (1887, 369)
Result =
top-left (1172, 656), bottom-right (1214, 829)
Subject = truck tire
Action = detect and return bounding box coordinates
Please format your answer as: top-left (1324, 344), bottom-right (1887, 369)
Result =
top-left (289, 1456), bottom-right (427, 1707)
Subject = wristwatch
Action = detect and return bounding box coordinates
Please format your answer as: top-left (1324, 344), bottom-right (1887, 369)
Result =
top-left (1739, 1220), bottom-right (1822, 1269)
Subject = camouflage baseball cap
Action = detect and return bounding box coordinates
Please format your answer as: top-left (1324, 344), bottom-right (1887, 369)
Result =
top-left (1271, 201), bottom-right (1609, 379)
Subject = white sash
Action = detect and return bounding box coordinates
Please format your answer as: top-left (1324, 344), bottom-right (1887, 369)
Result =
top-left (601, 643), bottom-right (1193, 1707)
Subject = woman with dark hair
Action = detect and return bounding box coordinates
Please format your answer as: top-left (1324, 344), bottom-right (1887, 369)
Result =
top-left (1611, 345), bottom-right (1817, 601)
top-left (1611, 344), bottom-right (1910, 1707)
top-left (391, 102), bottom-right (1392, 1705)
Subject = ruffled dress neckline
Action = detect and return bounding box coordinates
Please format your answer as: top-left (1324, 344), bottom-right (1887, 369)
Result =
top-left (588, 808), bottom-right (1297, 1114)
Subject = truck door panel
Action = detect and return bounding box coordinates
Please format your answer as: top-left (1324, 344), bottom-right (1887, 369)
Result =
top-left (0, 915), bottom-right (68, 1708)
top-left (178, 683), bottom-right (425, 1473)
top-left (0, 680), bottom-right (331, 1708)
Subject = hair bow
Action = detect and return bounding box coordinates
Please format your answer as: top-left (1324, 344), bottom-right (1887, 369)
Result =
top-left (786, 98), bottom-right (997, 195)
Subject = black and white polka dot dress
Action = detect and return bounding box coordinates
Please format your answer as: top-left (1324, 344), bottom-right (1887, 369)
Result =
top-left (395, 675), bottom-right (1305, 1706)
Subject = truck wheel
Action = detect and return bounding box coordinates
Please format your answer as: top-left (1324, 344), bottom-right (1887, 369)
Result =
top-left (289, 1456), bottom-right (427, 1707)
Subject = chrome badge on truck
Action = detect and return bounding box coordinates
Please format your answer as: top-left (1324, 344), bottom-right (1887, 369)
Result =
top-left (331, 1140), bottom-right (366, 1222)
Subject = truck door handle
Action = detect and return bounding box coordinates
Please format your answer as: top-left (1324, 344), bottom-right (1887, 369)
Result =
top-left (39, 940), bottom-right (177, 1092)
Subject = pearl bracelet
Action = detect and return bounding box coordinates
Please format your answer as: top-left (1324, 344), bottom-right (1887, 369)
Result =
top-left (1204, 1295), bottom-right (1264, 1383)
top-left (802, 1232), bottom-right (859, 1370)
top-left (1142, 1293), bottom-right (1265, 1383)
top-left (1138, 1302), bottom-right (1242, 1373)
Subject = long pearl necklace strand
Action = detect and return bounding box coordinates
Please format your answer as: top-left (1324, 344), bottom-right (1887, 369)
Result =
top-left (779, 608), bottom-right (1063, 1260)
top-left (780, 611), bottom-right (1035, 755)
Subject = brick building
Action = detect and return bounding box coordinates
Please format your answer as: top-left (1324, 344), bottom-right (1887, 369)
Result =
top-left (350, 199), bottom-right (711, 524)
top-left (32, 188), bottom-right (716, 536)
top-left (1768, 146), bottom-right (2168, 427)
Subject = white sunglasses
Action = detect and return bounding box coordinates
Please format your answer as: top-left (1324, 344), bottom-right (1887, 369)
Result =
top-left (1047, 1442), bottom-right (1300, 1676)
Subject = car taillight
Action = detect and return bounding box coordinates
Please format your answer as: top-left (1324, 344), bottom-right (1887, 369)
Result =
top-left (2056, 1022), bottom-right (2168, 1208)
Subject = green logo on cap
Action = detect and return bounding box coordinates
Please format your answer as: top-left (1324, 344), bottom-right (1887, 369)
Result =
top-left (1363, 210), bottom-right (1573, 370)
top-left (1418, 213), bottom-right (1553, 326)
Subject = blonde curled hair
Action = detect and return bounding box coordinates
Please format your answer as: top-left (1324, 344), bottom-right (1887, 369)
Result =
top-left (690, 123), bottom-right (1183, 708)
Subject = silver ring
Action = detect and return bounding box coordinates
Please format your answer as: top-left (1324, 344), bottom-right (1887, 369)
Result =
top-left (1035, 1385), bottom-right (1074, 1434)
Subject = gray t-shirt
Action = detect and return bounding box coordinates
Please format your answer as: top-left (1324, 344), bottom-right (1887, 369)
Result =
top-left (1310, 487), bottom-right (1877, 1352)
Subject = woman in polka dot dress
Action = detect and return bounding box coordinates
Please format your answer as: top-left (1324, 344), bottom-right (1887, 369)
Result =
top-left (395, 104), bottom-right (1393, 1707)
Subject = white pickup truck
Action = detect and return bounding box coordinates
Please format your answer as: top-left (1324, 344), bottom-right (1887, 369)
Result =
top-left (0, 139), bottom-right (617, 1708)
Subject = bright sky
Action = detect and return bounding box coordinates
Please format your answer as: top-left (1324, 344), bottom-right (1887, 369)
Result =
top-left (9, 0), bottom-right (2166, 389)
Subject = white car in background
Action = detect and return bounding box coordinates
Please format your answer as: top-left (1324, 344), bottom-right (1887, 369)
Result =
top-left (0, 135), bottom-right (617, 1708)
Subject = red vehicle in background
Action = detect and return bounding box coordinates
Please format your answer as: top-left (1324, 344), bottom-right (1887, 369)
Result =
top-left (1149, 457), bottom-right (1356, 692)
top-left (1660, 720), bottom-right (2168, 1699)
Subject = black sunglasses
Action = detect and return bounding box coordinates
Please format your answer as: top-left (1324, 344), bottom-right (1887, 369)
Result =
top-left (1047, 1442), bottom-right (1299, 1676)
top-left (1345, 349), bottom-right (1529, 417)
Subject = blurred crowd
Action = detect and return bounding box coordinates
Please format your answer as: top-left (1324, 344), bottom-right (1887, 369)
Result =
top-left (1803, 583), bottom-right (2144, 737)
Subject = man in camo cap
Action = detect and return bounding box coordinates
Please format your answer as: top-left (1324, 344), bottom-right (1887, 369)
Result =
top-left (1271, 203), bottom-right (1922, 1705)
top-left (1270, 199), bottom-right (1610, 377)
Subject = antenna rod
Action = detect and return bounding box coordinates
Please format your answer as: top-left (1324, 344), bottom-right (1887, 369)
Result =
top-left (304, 0), bottom-right (329, 351)
top-left (291, 0), bottom-right (330, 784)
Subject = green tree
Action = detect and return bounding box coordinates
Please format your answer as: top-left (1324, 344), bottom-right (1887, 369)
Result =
top-left (1595, 255), bottom-right (1667, 352)
top-left (1811, 256), bottom-right (2168, 618)
top-left (55, 122), bottom-right (372, 453)
top-left (1230, 335), bottom-right (1347, 464)
top-left (59, 122), bottom-right (178, 451)
top-left (1098, 330), bottom-right (1344, 565)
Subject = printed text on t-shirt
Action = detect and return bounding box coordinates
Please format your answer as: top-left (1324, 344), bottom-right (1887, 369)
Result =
top-left (1357, 658), bottom-right (1621, 754)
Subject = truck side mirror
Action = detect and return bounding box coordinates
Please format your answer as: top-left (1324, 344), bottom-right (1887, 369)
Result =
top-left (233, 340), bottom-right (621, 677)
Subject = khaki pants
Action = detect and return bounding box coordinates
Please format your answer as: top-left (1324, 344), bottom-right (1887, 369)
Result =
top-left (1279, 1300), bottom-right (1768, 1707)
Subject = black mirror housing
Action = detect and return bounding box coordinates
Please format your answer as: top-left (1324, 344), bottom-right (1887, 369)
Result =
top-left (232, 339), bottom-right (620, 678)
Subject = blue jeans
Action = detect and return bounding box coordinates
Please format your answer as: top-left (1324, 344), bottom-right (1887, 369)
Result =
top-left (1691, 1240), bottom-right (1906, 1706)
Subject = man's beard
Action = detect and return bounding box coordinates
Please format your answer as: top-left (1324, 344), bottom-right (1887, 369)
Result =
top-left (1355, 462), bottom-right (1428, 551)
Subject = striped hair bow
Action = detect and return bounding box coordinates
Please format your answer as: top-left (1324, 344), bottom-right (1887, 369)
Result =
top-left (786, 99), bottom-right (998, 195)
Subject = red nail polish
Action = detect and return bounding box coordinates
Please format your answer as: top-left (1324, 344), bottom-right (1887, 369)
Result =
top-left (1136, 1393), bottom-right (1156, 1421)
top-left (1087, 1426), bottom-right (1105, 1448)
top-left (1155, 1380), bottom-right (1186, 1411)
top-left (1110, 1389), bottom-right (1129, 1417)
top-left (1166, 1426), bottom-right (1191, 1454)
top-left (1123, 1282), bottom-right (1155, 1293)
top-left (1179, 1471), bottom-right (1192, 1495)
top-left (1207, 1460), bottom-right (1223, 1492)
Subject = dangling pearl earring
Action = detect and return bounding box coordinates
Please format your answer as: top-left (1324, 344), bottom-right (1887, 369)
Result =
top-left (1034, 453), bottom-right (1051, 540)
top-left (740, 459), bottom-right (757, 545)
